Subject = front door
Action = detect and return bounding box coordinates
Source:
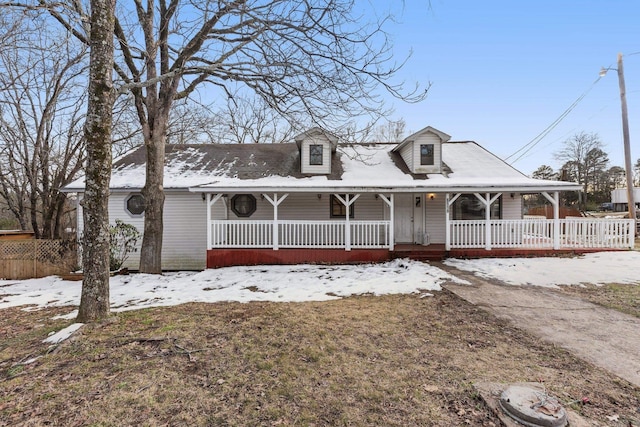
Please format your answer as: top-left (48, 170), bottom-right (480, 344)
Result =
top-left (394, 194), bottom-right (414, 243)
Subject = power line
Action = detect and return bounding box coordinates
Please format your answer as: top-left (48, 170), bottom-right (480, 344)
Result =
top-left (505, 76), bottom-right (603, 165)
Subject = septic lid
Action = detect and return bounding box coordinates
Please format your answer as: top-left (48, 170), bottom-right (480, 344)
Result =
top-left (499, 385), bottom-right (568, 427)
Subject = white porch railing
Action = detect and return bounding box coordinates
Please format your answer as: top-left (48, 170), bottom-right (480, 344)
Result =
top-left (450, 218), bottom-right (634, 250)
top-left (211, 220), bottom-right (274, 248)
top-left (210, 220), bottom-right (391, 249)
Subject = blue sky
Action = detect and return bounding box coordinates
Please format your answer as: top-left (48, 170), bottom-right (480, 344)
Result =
top-left (370, 0), bottom-right (640, 175)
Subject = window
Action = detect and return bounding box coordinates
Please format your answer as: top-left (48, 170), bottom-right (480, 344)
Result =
top-left (309, 144), bottom-right (323, 166)
top-left (452, 194), bottom-right (502, 220)
top-left (330, 194), bottom-right (355, 218)
top-left (420, 144), bottom-right (434, 166)
top-left (231, 194), bottom-right (257, 217)
top-left (125, 193), bottom-right (145, 216)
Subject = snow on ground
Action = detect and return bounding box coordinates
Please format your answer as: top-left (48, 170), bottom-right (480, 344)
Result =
top-left (2, 252), bottom-right (639, 321)
top-left (43, 323), bottom-right (84, 344)
top-left (444, 251), bottom-right (640, 287)
top-left (0, 259), bottom-right (463, 319)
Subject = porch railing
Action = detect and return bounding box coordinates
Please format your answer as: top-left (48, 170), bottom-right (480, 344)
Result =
top-left (450, 218), bottom-right (634, 250)
top-left (210, 220), bottom-right (391, 249)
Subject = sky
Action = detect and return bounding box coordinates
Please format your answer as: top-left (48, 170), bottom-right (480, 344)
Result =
top-left (368, 0), bottom-right (640, 175)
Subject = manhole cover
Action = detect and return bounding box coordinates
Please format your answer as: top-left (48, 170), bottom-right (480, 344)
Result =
top-left (499, 385), bottom-right (568, 427)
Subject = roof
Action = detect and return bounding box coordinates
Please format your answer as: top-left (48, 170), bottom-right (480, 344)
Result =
top-left (63, 140), bottom-right (581, 193)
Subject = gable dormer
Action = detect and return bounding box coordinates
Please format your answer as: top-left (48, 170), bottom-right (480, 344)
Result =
top-left (392, 126), bottom-right (450, 174)
top-left (294, 127), bottom-right (338, 175)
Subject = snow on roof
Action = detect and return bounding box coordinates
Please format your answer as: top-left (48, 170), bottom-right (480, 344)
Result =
top-left (63, 141), bottom-right (580, 193)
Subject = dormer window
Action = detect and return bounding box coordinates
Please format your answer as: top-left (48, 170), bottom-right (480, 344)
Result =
top-left (295, 127), bottom-right (337, 175)
top-left (420, 144), bottom-right (434, 166)
top-left (310, 144), bottom-right (323, 165)
top-left (391, 126), bottom-right (449, 174)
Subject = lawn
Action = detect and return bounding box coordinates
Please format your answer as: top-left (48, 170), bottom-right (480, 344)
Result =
top-left (2, 290), bottom-right (639, 426)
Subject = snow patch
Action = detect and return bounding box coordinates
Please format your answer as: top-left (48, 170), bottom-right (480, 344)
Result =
top-left (43, 323), bottom-right (84, 344)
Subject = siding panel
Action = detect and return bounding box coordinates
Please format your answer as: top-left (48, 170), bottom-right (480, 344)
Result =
top-left (162, 193), bottom-right (207, 270)
top-left (107, 192), bottom-right (207, 270)
top-left (502, 194), bottom-right (523, 220)
top-left (425, 195), bottom-right (446, 244)
top-left (399, 143), bottom-right (413, 172)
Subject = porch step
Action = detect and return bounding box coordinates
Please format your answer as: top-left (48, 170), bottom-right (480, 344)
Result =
top-left (390, 245), bottom-right (448, 262)
top-left (397, 253), bottom-right (447, 262)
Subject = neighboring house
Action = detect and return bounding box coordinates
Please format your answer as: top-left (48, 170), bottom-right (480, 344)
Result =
top-left (63, 126), bottom-right (634, 270)
top-left (611, 187), bottom-right (640, 212)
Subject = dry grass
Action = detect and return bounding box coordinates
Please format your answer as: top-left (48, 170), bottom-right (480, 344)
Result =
top-left (1, 291), bottom-right (640, 426)
top-left (556, 282), bottom-right (640, 319)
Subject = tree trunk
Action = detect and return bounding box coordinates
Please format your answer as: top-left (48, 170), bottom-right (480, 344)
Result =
top-left (77, 0), bottom-right (116, 323)
top-left (139, 122), bottom-right (167, 274)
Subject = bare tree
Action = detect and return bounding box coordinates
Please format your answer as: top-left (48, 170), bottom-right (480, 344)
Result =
top-left (368, 118), bottom-right (407, 142)
top-left (555, 132), bottom-right (606, 209)
top-left (0, 18), bottom-right (87, 238)
top-left (208, 95), bottom-right (298, 144)
top-left (76, 0), bottom-right (116, 322)
top-left (10, 0), bottom-right (427, 273)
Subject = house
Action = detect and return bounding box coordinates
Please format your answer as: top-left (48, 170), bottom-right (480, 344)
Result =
top-left (611, 187), bottom-right (640, 213)
top-left (64, 126), bottom-right (635, 270)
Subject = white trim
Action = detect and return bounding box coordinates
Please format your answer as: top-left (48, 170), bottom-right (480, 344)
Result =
top-left (206, 194), bottom-right (223, 250)
top-left (541, 191), bottom-right (561, 249)
top-left (334, 194), bottom-right (360, 250)
top-left (263, 193), bottom-right (289, 250)
top-left (378, 194), bottom-right (395, 250)
top-left (449, 218), bottom-right (634, 250)
top-left (189, 184), bottom-right (582, 194)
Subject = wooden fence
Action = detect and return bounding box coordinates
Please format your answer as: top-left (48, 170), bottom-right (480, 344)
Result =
top-left (0, 240), bottom-right (76, 280)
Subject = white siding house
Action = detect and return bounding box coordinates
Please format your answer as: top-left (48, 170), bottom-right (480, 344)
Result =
top-left (64, 125), bottom-right (634, 270)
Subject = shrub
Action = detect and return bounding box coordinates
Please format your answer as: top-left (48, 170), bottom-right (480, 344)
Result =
top-left (110, 220), bottom-right (141, 271)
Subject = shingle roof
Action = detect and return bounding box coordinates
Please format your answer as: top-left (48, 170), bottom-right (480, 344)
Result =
top-left (63, 141), bottom-right (581, 193)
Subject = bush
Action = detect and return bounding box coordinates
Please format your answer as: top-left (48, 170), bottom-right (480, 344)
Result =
top-left (0, 217), bottom-right (18, 230)
top-left (110, 220), bottom-right (141, 271)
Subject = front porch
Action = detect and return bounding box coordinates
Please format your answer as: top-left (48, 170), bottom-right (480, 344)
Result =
top-left (203, 191), bottom-right (635, 268)
top-left (205, 217), bottom-right (634, 267)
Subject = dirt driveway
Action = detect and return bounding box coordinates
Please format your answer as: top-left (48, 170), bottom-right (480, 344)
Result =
top-left (438, 262), bottom-right (640, 389)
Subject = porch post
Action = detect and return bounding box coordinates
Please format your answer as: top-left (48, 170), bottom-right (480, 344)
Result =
top-left (206, 194), bottom-right (211, 250)
top-left (389, 194), bottom-right (395, 250)
top-left (345, 194), bottom-right (351, 250)
top-left (263, 193), bottom-right (289, 250)
top-left (378, 193), bottom-right (394, 250)
top-left (207, 194), bottom-right (223, 249)
top-left (335, 194), bottom-right (360, 251)
top-left (445, 193), bottom-right (450, 251)
top-left (473, 192), bottom-right (500, 251)
top-left (446, 193), bottom-right (461, 251)
top-left (485, 192), bottom-right (491, 250)
top-left (542, 191), bottom-right (560, 249)
top-left (553, 192), bottom-right (560, 249)
top-left (273, 195), bottom-right (279, 250)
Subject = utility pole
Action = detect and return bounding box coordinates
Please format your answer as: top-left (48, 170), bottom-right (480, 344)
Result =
top-left (616, 53), bottom-right (637, 235)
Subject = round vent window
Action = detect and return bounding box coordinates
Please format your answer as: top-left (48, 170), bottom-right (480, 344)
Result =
top-left (125, 193), bottom-right (145, 216)
top-left (231, 194), bottom-right (257, 217)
